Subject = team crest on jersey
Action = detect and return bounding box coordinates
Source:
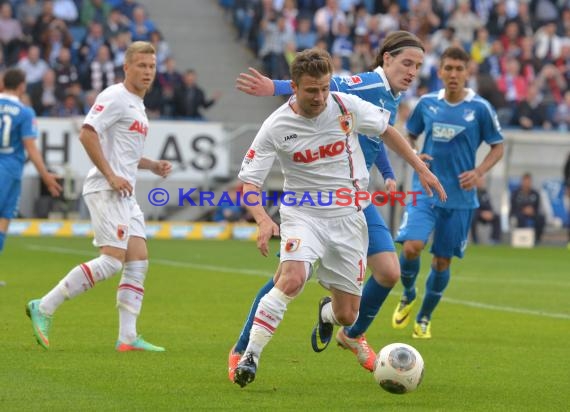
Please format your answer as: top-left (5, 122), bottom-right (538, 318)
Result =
top-left (339, 113), bottom-right (353, 134)
top-left (463, 109), bottom-right (475, 122)
top-left (285, 238), bottom-right (301, 252)
top-left (244, 148), bottom-right (255, 164)
top-left (117, 224), bottom-right (128, 240)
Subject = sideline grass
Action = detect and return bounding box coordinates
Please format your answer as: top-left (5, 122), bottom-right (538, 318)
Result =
top-left (1, 237), bottom-right (568, 411)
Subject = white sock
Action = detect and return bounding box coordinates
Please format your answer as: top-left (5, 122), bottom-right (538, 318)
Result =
top-left (320, 301), bottom-right (340, 325)
top-left (117, 260), bottom-right (148, 343)
top-left (244, 287), bottom-right (293, 359)
top-left (40, 255), bottom-right (122, 316)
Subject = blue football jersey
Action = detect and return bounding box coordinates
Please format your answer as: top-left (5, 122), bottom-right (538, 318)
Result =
top-left (407, 89), bottom-right (503, 209)
top-left (0, 93), bottom-right (38, 179)
top-left (331, 68), bottom-right (401, 173)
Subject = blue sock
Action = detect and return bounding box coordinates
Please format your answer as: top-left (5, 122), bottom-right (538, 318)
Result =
top-left (345, 276), bottom-right (392, 338)
top-left (399, 252), bottom-right (420, 301)
top-left (235, 277), bottom-right (275, 353)
top-left (417, 267), bottom-right (450, 321)
top-left (0, 232), bottom-right (5, 253)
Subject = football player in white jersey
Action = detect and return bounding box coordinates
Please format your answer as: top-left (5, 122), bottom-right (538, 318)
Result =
top-left (26, 41), bottom-right (172, 352)
top-left (233, 48), bottom-right (446, 388)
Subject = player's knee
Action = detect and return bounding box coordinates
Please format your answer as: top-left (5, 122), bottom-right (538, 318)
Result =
top-left (91, 254), bottom-right (123, 282)
top-left (402, 242), bottom-right (422, 259)
top-left (432, 257), bottom-right (450, 272)
top-left (335, 310), bottom-right (358, 326)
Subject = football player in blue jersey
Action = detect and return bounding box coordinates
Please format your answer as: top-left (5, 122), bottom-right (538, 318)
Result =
top-left (0, 68), bottom-right (62, 284)
top-left (228, 31), bottom-right (426, 378)
top-left (393, 46), bottom-right (504, 339)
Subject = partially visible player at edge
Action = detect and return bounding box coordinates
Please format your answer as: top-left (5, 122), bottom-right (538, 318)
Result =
top-left (233, 47), bottom-right (445, 388)
top-left (0, 68), bottom-right (62, 285)
top-left (393, 46), bottom-right (504, 338)
top-left (26, 41), bottom-right (172, 351)
top-left (229, 31), bottom-right (426, 377)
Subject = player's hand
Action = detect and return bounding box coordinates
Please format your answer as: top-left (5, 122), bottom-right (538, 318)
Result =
top-left (151, 160), bottom-right (173, 178)
top-left (459, 169), bottom-right (480, 191)
top-left (418, 169), bottom-right (447, 202)
top-left (385, 178), bottom-right (397, 193)
top-left (108, 175), bottom-right (133, 197)
top-left (236, 67), bottom-right (275, 96)
top-left (42, 173), bottom-right (63, 198)
top-left (418, 153), bottom-right (433, 168)
top-left (256, 218), bottom-right (279, 257)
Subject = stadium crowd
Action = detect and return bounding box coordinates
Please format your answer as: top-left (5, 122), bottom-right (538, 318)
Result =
top-left (0, 0), bottom-right (221, 120)
top-left (221, 0), bottom-right (570, 131)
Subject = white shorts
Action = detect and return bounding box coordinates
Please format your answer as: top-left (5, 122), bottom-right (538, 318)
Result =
top-left (84, 191), bottom-right (146, 250)
top-left (279, 207), bottom-right (368, 296)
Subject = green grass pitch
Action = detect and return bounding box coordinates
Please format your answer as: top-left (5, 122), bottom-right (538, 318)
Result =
top-left (1, 236), bottom-right (568, 411)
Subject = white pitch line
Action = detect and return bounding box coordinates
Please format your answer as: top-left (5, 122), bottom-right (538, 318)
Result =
top-left (27, 244), bottom-right (569, 320)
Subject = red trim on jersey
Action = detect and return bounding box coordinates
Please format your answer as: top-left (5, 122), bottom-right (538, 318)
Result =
top-left (80, 263), bottom-right (94, 287)
top-left (253, 317), bottom-right (275, 333)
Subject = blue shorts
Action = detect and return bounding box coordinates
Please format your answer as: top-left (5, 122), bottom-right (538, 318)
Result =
top-left (0, 172), bottom-right (21, 220)
top-left (395, 198), bottom-right (473, 259)
top-left (364, 204), bottom-right (396, 255)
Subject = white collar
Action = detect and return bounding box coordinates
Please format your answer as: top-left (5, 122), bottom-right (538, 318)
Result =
top-left (373, 66), bottom-right (400, 98)
top-left (0, 93), bottom-right (20, 103)
top-left (437, 88), bottom-right (476, 102)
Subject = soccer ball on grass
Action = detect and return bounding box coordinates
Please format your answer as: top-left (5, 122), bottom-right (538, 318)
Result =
top-left (373, 343), bottom-right (424, 394)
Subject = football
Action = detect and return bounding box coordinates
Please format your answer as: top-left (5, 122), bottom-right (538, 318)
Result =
top-left (373, 343), bottom-right (424, 394)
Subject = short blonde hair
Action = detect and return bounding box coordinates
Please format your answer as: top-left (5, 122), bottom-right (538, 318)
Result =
top-left (125, 41), bottom-right (156, 64)
top-left (290, 48), bottom-right (333, 85)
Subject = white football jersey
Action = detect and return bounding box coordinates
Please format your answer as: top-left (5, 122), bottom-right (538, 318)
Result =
top-left (239, 92), bottom-right (390, 217)
top-left (82, 83), bottom-right (149, 195)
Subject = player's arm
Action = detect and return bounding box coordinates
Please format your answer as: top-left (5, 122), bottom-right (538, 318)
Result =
top-left (236, 67), bottom-right (339, 96)
top-left (22, 138), bottom-right (62, 197)
top-left (382, 125), bottom-right (446, 201)
top-left (138, 157), bottom-right (172, 178)
top-left (373, 143), bottom-right (397, 192)
top-left (241, 182), bottom-right (279, 257)
top-left (79, 125), bottom-right (132, 196)
top-left (459, 142), bottom-right (504, 190)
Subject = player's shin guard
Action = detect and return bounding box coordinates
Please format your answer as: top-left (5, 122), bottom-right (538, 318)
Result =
top-left (399, 253), bottom-right (420, 301)
top-left (235, 277), bottom-right (275, 354)
top-left (417, 267), bottom-right (450, 321)
top-left (245, 287), bottom-right (292, 358)
top-left (40, 255), bottom-right (123, 315)
top-left (117, 260), bottom-right (148, 343)
top-left (345, 276), bottom-right (390, 337)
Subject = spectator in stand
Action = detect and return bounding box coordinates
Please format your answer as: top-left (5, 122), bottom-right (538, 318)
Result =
top-left (331, 21), bottom-right (353, 70)
top-left (32, 0), bottom-right (57, 46)
top-left (233, 0), bottom-right (256, 45)
top-left (471, 176), bottom-right (501, 245)
top-left (378, 2), bottom-right (401, 33)
top-left (295, 17), bottom-right (317, 51)
top-left (496, 56), bottom-right (528, 122)
top-left (53, 47), bottom-right (78, 100)
top-left (85, 44), bottom-right (115, 92)
top-left (510, 1), bottom-right (534, 38)
top-left (510, 172), bottom-right (546, 245)
top-left (331, 53), bottom-right (350, 76)
top-left (173, 69), bottom-right (221, 120)
top-left (350, 35), bottom-right (373, 73)
top-left (117, 0), bottom-right (139, 20)
top-left (470, 27), bottom-right (491, 65)
top-left (313, 0), bottom-right (347, 48)
top-left (554, 90), bottom-right (570, 131)
top-left (534, 21), bottom-right (562, 64)
top-left (258, 11), bottom-right (294, 80)
top-left (519, 36), bottom-right (541, 83)
top-left (513, 83), bottom-right (553, 130)
top-left (279, 0), bottom-right (299, 34)
top-left (110, 30), bottom-right (132, 69)
top-left (52, 92), bottom-right (83, 117)
top-left (430, 26), bottom-right (457, 56)
top-left (500, 20), bottom-right (522, 56)
top-left (156, 57), bottom-right (184, 118)
top-left (80, 0), bottom-right (112, 26)
top-left (17, 0), bottom-right (43, 37)
top-left (487, 0), bottom-right (509, 39)
top-left (79, 22), bottom-right (111, 72)
top-left (532, 0), bottom-right (558, 29)
top-left (407, 0), bottom-right (441, 39)
top-left (149, 30), bottom-right (170, 72)
top-left (42, 21), bottom-right (73, 67)
top-left (53, 0), bottom-right (78, 24)
top-left (555, 42), bottom-right (570, 85)
top-left (480, 39), bottom-right (504, 80)
top-left (104, 8), bottom-right (131, 39)
top-left (18, 44), bottom-right (50, 89)
top-left (28, 69), bottom-right (58, 116)
top-left (447, 0), bottom-right (481, 51)
top-left (129, 6), bottom-right (156, 42)
top-left (535, 63), bottom-right (567, 120)
top-left (0, 2), bottom-right (25, 66)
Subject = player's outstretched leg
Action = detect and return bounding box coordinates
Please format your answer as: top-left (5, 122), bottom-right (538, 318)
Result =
top-left (26, 299), bottom-right (52, 349)
top-left (311, 296), bottom-right (333, 352)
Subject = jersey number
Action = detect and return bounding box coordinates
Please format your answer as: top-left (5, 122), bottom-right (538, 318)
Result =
top-left (1, 114), bottom-right (12, 149)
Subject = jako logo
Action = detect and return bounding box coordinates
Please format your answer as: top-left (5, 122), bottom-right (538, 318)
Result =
top-left (293, 140), bottom-right (345, 163)
top-left (129, 120), bottom-right (148, 137)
